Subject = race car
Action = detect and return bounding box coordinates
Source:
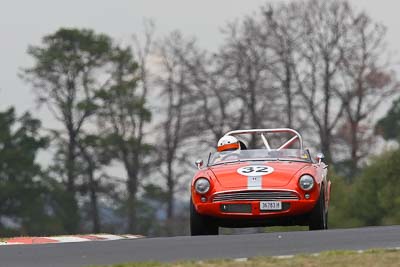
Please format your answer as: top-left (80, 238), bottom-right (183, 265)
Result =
top-left (190, 128), bottom-right (330, 235)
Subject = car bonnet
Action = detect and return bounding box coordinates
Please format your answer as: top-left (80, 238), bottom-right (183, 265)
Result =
top-left (209, 161), bottom-right (309, 189)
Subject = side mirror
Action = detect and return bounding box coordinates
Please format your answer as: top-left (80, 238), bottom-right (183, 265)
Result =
top-left (195, 159), bottom-right (204, 169)
top-left (316, 152), bottom-right (325, 164)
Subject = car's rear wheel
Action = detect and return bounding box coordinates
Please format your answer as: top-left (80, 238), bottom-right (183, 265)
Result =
top-left (190, 197), bottom-right (218, 236)
top-left (309, 188), bottom-right (328, 230)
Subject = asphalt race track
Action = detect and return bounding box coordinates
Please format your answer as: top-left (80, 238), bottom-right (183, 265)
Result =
top-left (0, 226), bottom-right (399, 267)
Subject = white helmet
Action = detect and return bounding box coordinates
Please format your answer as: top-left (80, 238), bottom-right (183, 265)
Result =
top-left (217, 136), bottom-right (240, 152)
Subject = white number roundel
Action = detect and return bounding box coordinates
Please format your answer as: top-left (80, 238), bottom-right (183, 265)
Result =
top-left (237, 165), bottom-right (274, 176)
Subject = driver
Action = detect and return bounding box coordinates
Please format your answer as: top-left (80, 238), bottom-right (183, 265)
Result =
top-left (217, 135), bottom-right (240, 152)
top-left (213, 136), bottom-right (242, 164)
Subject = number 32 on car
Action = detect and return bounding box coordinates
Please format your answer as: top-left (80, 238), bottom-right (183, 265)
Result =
top-left (237, 165), bottom-right (274, 176)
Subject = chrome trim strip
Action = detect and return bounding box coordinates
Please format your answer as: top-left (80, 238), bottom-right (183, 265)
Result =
top-left (211, 189), bottom-right (300, 195)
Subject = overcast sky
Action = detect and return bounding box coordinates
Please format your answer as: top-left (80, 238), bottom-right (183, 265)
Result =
top-left (1, 0), bottom-right (399, 128)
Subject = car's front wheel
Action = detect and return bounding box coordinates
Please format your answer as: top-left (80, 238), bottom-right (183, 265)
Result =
top-left (190, 197), bottom-right (218, 236)
top-left (309, 188), bottom-right (328, 230)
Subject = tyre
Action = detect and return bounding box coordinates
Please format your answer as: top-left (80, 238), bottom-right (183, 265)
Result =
top-left (309, 188), bottom-right (328, 230)
top-left (190, 197), bottom-right (218, 236)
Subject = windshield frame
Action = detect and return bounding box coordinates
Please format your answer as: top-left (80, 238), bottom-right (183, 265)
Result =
top-left (207, 148), bottom-right (312, 166)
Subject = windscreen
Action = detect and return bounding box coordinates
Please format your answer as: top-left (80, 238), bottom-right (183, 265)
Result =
top-left (208, 149), bottom-right (311, 166)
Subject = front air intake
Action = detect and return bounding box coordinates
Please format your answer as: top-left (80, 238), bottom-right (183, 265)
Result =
top-left (212, 190), bottom-right (299, 202)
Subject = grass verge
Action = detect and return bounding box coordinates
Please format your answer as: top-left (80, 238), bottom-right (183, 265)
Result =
top-left (88, 248), bottom-right (400, 267)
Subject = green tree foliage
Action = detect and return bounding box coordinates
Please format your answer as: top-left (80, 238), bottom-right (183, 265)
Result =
top-left (23, 28), bottom-right (114, 233)
top-left (349, 149), bottom-right (400, 226)
top-left (22, 27), bottom-right (156, 235)
top-left (376, 97), bottom-right (400, 141)
top-left (0, 108), bottom-right (64, 236)
top-left (326, 172), bottom-right (361, 228)
top-left (95, 46), bottom-right (153, 233)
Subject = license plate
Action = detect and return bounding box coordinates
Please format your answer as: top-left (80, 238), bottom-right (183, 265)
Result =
top-left (260, 201), bottom-right (282, 211)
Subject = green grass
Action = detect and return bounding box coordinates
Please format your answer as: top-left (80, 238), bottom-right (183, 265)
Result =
top-left (88, 248), bottom-right (400, 267)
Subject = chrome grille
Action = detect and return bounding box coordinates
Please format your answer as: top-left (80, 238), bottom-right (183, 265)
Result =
top-left (212, 191), bottom-right (299, 202)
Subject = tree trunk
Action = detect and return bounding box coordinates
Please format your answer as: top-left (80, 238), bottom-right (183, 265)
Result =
top-left (349, 121), bottom-right (359, 179)
top-left (322, 56), bottom-right (333, 164)
top-left (284, 63), bottom-right (293, 128)
top-left (126, 161), bottom-right (138, 234)
top-left (166, 158), bottom-right (174, 236)
top-left (249, 82), bottom-right (258, 148)
top-left (67, 134), bottom-right (76, 192)
top-left (320, 131), bottom-right (332, 164)
top-left (87, 162), bottom-right (100, 233)
top-left (65, 132), bottom-right (79, 234)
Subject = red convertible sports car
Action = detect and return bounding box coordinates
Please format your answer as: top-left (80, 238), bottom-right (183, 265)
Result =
top-left (190, 128), bottom-right (330, 235)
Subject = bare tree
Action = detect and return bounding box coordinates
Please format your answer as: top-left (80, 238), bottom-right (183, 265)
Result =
top-left (261, 4), bottom-right (304, 129)
top-left (265, 0), bottom-right (399, 171)
top-left (160, 36), bottom-right (242, 146)
top-left (288, 0), bottom-right (352, 163)
top-left (155, 31), bottom-right (199, 235)
top-left (336, 11), bottom-right (399, 176)
top-left (218, 18), bottom-right (280, 148)
top-left (173, 49), bottom-right (236, 145)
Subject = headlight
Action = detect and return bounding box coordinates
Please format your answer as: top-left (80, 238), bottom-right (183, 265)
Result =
top-left (194, 178), bottom-right (210, 194)
top-left (299, 175), bottom-right (314, 191)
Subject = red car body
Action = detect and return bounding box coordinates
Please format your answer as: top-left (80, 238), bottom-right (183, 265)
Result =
top-left (190, 128), bottom-right (331, 235)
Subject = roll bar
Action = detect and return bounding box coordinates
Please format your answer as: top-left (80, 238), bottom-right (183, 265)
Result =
top-left (224, 128), bottom-right (303, 151)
